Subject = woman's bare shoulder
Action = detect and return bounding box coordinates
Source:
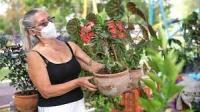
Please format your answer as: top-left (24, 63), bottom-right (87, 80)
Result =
top-left (26, 50), bottom-right (40, 61)
top-left (66, 41), bottom-right (79, 51)
top-left (25, 50), bottom-right (46, 66)
top-left (67, 41), bottom-right (76, 46)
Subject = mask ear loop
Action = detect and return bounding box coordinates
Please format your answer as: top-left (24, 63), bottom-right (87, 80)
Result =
top-left (35, 35), bottom-right (41, 42)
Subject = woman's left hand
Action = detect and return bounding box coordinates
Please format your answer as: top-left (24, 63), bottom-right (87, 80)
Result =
top-left (91, 61), bottom-right (105, 73)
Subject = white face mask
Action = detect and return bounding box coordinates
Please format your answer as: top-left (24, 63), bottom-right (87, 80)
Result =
top-left (40, 22), bottom-right (58, 38)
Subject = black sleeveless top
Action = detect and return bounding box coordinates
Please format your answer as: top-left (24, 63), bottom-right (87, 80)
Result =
top-left (33, 42), bottom-right (83, 107)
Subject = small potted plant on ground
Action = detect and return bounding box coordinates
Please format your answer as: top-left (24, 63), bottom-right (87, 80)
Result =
top-left (1, 44), bottom-right (38, 112)
top-left (67, 0), bottom-right (156, 111)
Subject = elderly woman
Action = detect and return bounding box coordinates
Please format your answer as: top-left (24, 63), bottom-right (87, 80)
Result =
top-left (19, 8), bottom-right (104, 112)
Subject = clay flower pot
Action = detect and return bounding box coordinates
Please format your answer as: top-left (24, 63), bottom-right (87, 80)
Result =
top-left (14, 90), bottom-right (38, 112)
top-left (93, 69), bottom-right (143, 96)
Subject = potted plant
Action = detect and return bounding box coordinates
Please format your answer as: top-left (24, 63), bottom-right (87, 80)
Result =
top-left (1, 44), bottom-right (38, 112)
top-left (67, 0), bottom-right (155, 96)
top-left (67, 0), bottom-right (156, 111)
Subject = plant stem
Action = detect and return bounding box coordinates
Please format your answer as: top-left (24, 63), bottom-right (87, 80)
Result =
top-left (111, 44), bottom-right (118, 61)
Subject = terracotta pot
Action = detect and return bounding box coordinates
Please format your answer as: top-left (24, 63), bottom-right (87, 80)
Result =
top-left (14, 90), bottom-right (38, 112)
top-left (93, 69), bottom-right (142, 96)
top-left (118, 87), bottom-right (151, 112)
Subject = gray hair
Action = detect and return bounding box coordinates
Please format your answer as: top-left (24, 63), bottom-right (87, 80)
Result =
top-left (19, 8), bottom-right (46, 52)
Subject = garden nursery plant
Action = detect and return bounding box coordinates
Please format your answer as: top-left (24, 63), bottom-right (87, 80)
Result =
top-left (139, 35), bottom-right (185, 112)
top-left (1, 45), bottom-right (35, 94)
top-left (67, 0), bottom-right (156, 74)
top-left (0, 44), bottom-right (38, 111)
top-left (66, 0), bottom-right (156, 111)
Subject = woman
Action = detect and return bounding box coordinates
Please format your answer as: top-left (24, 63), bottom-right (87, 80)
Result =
top-left (19, 8), bottom-right (104, 112)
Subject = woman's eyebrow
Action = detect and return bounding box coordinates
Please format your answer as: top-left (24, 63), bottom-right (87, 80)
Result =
top-left (38, 17), bottom-right (49, 24)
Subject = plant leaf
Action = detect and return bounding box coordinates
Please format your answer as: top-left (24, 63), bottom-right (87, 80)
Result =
top-left (168, 38), bottom-right (182, 47)
top-left (86, 13), bottom-right (97, 23)
top-left (147, 24), bottom-right (157, 37)
top-left (148, 72), bottom-right (162, 84)
top-left (105, 0), bottom-right (124, 20)
top-left (139, 24), bottom-right (149, 40)
top-left (66, 18), bottom-right (80, 35)
top-left (142, 79), bottom-right (156, 91)
top-left (126, 2), bottom-right (146, 21)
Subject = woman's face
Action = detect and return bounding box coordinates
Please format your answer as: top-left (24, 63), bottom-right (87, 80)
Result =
top-left (34, 11), bottom-right (49, 30)
top-left (30, 11), bottom-right (51, 37)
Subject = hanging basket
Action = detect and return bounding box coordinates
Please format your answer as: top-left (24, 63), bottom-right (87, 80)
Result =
top-left (93, 69), bottom-right (143, 96)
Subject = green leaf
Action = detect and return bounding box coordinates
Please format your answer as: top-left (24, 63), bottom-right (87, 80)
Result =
top-left (168, 38), bottom-right (182, 47)
top-left (142, 79), bottom-right (156, 91)
top-left (162, 51), bottom-right (184, 83)
top-left (139, 98), bottom-right (154, 112)
top-left (176, 59), bottom-right (185, 75)
top-left (153, 92), bottom-right (165, 104)
top-left (86, 13), bottom-right (97, 23)
top-left (167, 50), bottom-right (178, 64)
top-left (168, 85), bottom-right (183, 98)
top-left (150, 99), bottom-right (162, 109)
top-left (126, 2), bottom-right (146, 21)
top-left (146, 49), bottom-right (164, 72)
top-left (148, 72), bottom-right (162, 84)
top-left (147, 24), bottom-right (157, 37)
top-left (66, 18), bottom-right (80, 35)
top-left (162, 60), bottom-right (177, 82)
top-left (163, 83), bottom-right (183, 99)
top-left (96, 15), bottom-right (104, 26)
top-left (139, 24), bottom-right (149, 40)
top-left (105, 0), bottom-right (124, 19)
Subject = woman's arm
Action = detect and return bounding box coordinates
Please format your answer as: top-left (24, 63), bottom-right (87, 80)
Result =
top-left (76, 58), bottom-right (91, 72)
top-left (26, 51), bottom-right (96, 99)
top-left (68, 41), bottom-right (105, 73)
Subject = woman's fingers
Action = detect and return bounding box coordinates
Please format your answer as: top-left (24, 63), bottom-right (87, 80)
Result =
top-left (82, 82), bottom-right (97, 91)
top-left (85, 80), bottom-right (96, 89)
top-left (92, 62), bottom-right (105, 72)
top-left (84, 76), bottom-right (96, 88)
top-left (78, 76), bottom-right (97, 91)
top-left (85, 76), bottom-right (94, 80)
top-left (86, 87), bottom-right (97, 91)
top-left (100, 63), bottom-right (105, 69)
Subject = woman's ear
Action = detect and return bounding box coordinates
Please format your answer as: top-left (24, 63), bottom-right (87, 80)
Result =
top-left (28, 28), bottom-right (37, 37)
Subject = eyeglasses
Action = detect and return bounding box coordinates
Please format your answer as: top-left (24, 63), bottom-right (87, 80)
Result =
top-left (32, 16), bottom-right (55, 28)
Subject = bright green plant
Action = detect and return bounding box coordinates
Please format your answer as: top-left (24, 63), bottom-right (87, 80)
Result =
top-left (139, 36), bottom-right (185, 112)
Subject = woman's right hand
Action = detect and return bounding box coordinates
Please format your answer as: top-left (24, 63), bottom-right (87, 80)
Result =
top-left (76, 76), bottom-right (97, 91)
